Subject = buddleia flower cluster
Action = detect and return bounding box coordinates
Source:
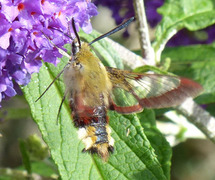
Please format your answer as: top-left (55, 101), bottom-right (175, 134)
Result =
top-left (0, 0), bottom-right (98, 107)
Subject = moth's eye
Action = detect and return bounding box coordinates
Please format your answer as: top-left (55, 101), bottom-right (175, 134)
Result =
top-left (74, 61), bottom-right (82, 69)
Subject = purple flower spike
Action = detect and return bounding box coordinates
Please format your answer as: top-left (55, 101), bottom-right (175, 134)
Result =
top-left (0, 0), bottom-right (98, 107)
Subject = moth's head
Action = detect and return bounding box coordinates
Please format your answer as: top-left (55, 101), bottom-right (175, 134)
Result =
top-left (70, 42), bottom-right (102, 78)
top-left (70, 43), bottom-right (90, 72)
top-left (70, 39), bottom-right (89, 74)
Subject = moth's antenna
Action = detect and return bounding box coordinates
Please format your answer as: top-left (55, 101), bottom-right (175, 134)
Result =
top-left (35, 32), bottom-right (72, 102)
top-left (72, 18), bottom-right (81, 48)
top-left (89, 17), bottom-right (135, 45)
top-left (42, 31), bottom-right (71, 58)
top-left (56, 93), bottom-right (67, 125)
top-left (36, 25), bottom-right (74, 118)
top-left (49, 27), bottom-right (73, 40)
top-left (35, 63), bottom-right (70, 102)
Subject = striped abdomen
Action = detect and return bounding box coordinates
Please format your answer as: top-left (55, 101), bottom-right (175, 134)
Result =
top-left (70, 100), bottom-right (114, 161)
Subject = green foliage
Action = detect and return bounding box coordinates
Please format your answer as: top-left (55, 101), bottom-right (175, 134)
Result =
top-left (133, 65), bottom-right (171, 75)
top-left (153, 0), bottom-right (215, 61)
top-left (17, 135), bottom-right (56, 179)
top-left (1, 136), bottom-right (56, 179)
top-left (19, 139), bottom-right (32, 174)
top-left (24, 135), bottom-right (49, 161)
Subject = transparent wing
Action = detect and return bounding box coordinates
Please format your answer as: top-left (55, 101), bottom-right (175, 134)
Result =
top-left (106, 67), bottom-right (203, 114)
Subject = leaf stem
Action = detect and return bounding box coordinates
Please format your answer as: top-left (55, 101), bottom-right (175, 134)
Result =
top-left (133, 0), bottom-right (155, 65)
top-left (177, 98), bottom-right (215, 143)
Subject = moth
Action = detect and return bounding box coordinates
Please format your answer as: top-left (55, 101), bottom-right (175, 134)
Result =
top-left (38, 17), bottom-right (203, 161)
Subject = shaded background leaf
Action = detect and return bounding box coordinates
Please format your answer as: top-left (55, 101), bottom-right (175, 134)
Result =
top-left (153, 0), bottom-right (215, 61)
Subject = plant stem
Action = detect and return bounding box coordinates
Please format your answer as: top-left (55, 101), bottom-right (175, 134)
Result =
top-left (133, 0), bottom-right (155, 65)
top-left (177, 98), bottom-right (215, 143)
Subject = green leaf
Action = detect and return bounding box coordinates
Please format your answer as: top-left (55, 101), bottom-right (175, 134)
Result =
top-left (22, 32), bottom-right (171, 179)
top-left (0, 168), bottom-right (30, 180)
top-left (153, 0), bottom-right (215, 61)
top-left (136, 109), bottom-right (172, 180)
top-left (25, 134), bottom-right (49, 161)
top-left (0, 107), bottom-right (31, 120)
top-left (18, 160), bottom-right (58, 178)
top-left (133, 65), bottom-right (171, 75)
top-left (19, 139), bottom-right (32, 174)
top-left (30, 161), bottom-right (57, 177)
top-left (161, 44), bottom-right (215, 104)
top-left (23, 62), bottom-right (94, 180)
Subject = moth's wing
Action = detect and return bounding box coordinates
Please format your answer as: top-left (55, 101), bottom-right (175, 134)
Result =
top-left (106, 67), bottom-right (203, 114)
